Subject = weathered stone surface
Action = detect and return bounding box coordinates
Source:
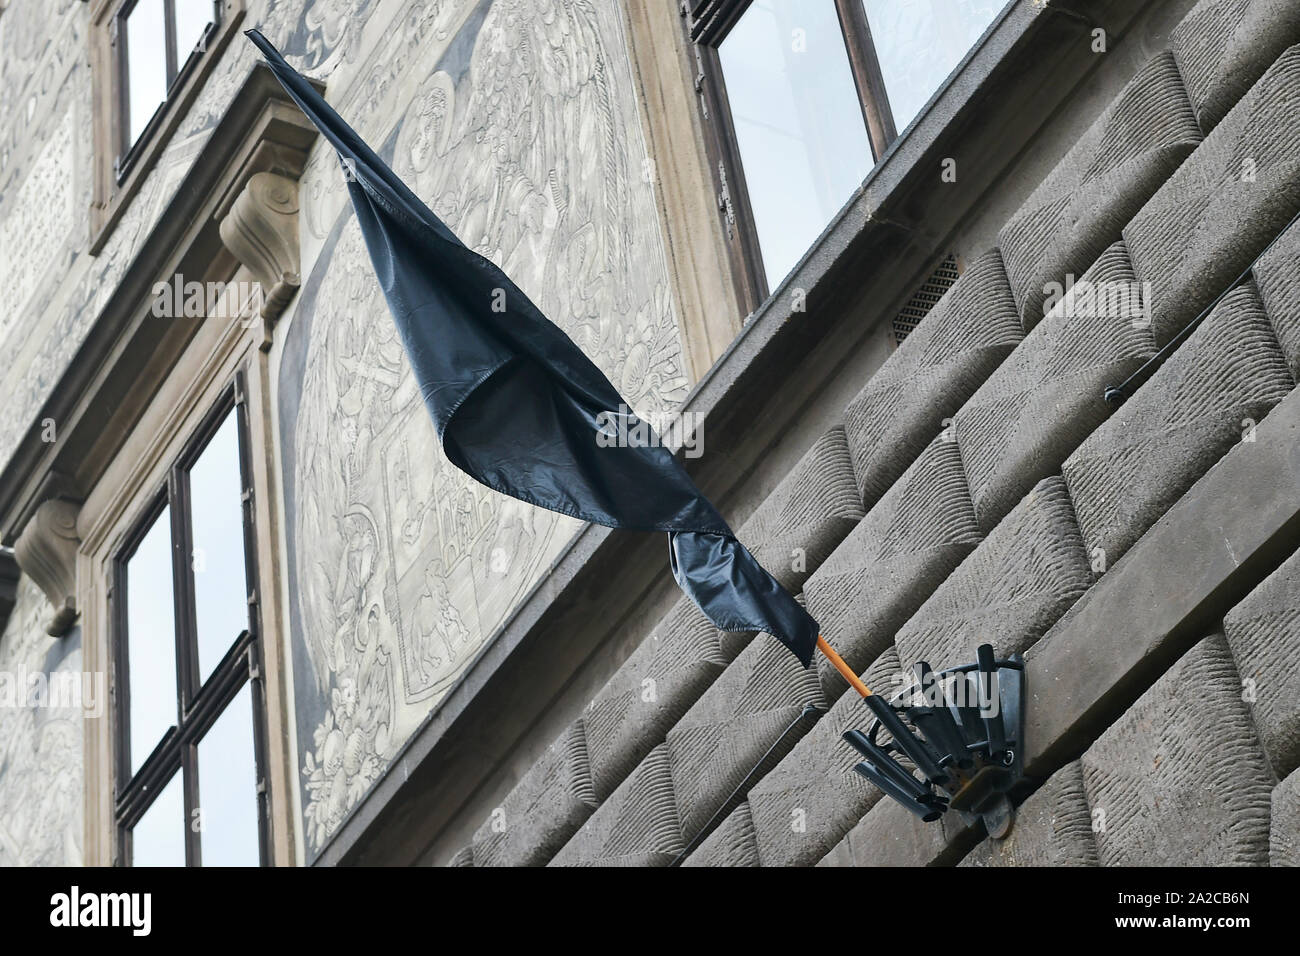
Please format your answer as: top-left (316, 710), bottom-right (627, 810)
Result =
top-left (1223, 546), bottom-right (1300, 778)
top-left (1062, 281), bottom-right (1293, 565)
top-left (470, 720), bottom-right (597, 867)
top-left (1124, 44), bottom-right (1300, 344)
top-left (998, 53), bottom-right (1200, 329)
top-left (746, 647), bottom-right (903, 867)
top-left (1081, 633), bottom-right (1273, 866)
top-left (1025, 386), bottom-right (1300, 779)
top-left (665, 632), bottom-right (826, 842)
top-left (1171, 0), bottom-right (1300, 131)
top-left (804, 439), bottom-right (980, 700)
top-left (551, 743), bottom-right (683, 867)
top-left (584, 597), bottom-right (741, 801)
top-left (894, 476), bottom-right (1091, 673)
top-left (954, 242), bottom-right (1158, 532)
top-left (682, 802), bottom-right (760, 867)
top-left (822, 798), bottom-right (981, 867)
top-left (1252, 212), bottom-right (1300, 381)
top-left (1271, 768), bottom-right (1300, 866)
top-left (960, 761), bottom-right (1098, 867)
top-left (445, 845), bottom-right (474, 867)
top-left (842, 248), bottom-right (1022, 509)
top-left (736, 426), bottom-right (864, 592)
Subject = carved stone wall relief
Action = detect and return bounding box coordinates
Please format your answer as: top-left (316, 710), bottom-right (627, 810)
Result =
top-left (277, 0), bottom-right (686, 855)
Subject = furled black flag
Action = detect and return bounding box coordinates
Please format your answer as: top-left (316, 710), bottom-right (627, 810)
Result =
top-left (246, 30), bottom-right (819, 665)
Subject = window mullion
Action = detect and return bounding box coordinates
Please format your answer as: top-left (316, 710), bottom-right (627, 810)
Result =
top-left (686, 20), bottom-right (769, 311)
top-left (233, 371), bottom-right (272, 864)
top-left (163, 0), bottom-right (179, 86)
top-left (182, 740), bottom-right (201, 866)
top-left (833, 0), bottom-right (897, 159)
top-left (114, 8), bottom-right (131, 169)
top-left (168, 465), bottom-right (200, 719)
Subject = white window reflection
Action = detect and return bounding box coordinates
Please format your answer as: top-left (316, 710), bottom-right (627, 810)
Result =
top-left (132, 771), bottom-right (185, 866)
top-left (197, 682), bottom-right (259, 866)
top-left (189, 410), bottom-right (250, 684)
top-left (174, 0), bottom-right (216, 64)
top-left (126, 505), bottom-right (177, 774)
top-left (862, 0), bottom-right (1006, 134)
top-left (719, 0), bottom-right (873, 289)
top-left (124, 0), bottom-right (168, 146)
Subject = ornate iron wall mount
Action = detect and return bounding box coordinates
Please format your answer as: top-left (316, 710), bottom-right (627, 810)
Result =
top-left (842, 644), bottom-right (1026, 837)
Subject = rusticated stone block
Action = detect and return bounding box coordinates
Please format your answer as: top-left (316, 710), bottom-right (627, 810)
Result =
top-left (1223, 546), bottom-right (1300, 778)
top-left (584, 597), bottom-right (741, 801)
top-left (843, 248), bottom-right (1022, 509)
top-left (1062, 281), bottom-right (1293, 565)
top-left (804, 439), bottom-right (980, 700)
top-left (736, 426), bottom-right (864, 593)
top-left (470, 720), bottom-right (597, 867)
top-left (1124, 45), bottom-right (1300, 345)
top-left (550, 744), bottom-right (684, 866)
top-left (746, 646), bottom-right (903, 867)
top-left (1081, 633), bottom-right (1273, 866)
top-left (665, 631), bottom-right (825, 842)
top-left (681, 802), bottom-right (760, 867)
top-left (1171, 0), bottom-right (1300, 131)
top-left (822, 798), bottom-right (980, 867)
top-left (894, 475), bottom-right (1091, 673)
top-left (960, 761), bottom-right (1098, 867)
top-left (954, 241), bottom-right (1158, 532)
top-left (1271, 768), bottom-right (1300, 866)
top-left (999, 52), bottom-right (1200, 329)
top-left (445, 845), bottom-right (473, 867)
top-left (1251, 212), bottom-right (1300, 381)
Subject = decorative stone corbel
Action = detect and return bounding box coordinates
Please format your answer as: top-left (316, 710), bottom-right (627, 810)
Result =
top-left (219, 170), bottom-right (301, 350)
top-left (13, 498), bottom-right (81, 637)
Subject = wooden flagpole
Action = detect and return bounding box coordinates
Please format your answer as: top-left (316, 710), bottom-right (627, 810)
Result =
top-left (816, 635), bottom-right (872, 698)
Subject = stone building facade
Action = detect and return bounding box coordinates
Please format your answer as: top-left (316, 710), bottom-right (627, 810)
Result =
top-left (0, 0), bottom-right (1297, 867)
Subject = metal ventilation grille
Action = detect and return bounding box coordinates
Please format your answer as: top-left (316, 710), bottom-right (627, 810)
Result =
top-left (893, 254), bottom-right (960, 345)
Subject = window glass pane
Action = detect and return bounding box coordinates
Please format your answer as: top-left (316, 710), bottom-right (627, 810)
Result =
top-left (862, 0), bottom-right (1006, 134)
top-left (132, 771), bottom-right (185, 866)
top-left (174, 0), bottom-right (217, 64)
top-left (197, 682), bottom-right (259, 866)
top-left (126, 504), bottom-right (178, 774)
top-left (189, 409), bottom-right (250, 683)
top-left (719, 0), bottom-right (872, 289)
top-left (124, 0), bottom-right (168, 147)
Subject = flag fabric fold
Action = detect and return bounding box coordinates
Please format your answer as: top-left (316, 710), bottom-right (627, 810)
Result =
top-left (246, 29), bottom-right (820, 666)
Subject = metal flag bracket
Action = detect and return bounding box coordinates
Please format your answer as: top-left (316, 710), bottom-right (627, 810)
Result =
top-left (841, 643), bottom-right (1026, 838)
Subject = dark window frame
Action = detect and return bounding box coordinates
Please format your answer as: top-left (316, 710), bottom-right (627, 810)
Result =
top-left (683, 0), bottom-right (906, 309)
top-left (110, 373), bottom-right (270, 867)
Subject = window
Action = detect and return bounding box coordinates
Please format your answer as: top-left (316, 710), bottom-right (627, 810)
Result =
top-left (112, 378), bottom-right (268, 867)
top-left (89, 0), bottom-right (246, 252)
top-left (688, 0), bottom-right (1006, 303)
top-left (116, 0), bottom-right (222, 173)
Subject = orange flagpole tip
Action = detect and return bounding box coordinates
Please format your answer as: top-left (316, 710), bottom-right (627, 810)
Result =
top-left (816, 635), bottom-right (872, 698)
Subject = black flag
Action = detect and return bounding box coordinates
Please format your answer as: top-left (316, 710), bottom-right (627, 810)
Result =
top-left (246, 30), bottom-right (819, 666)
